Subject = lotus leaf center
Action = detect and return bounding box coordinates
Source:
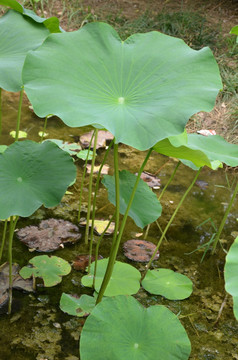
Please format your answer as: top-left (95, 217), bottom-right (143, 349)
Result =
top-left (17, 177), bottom-right (23, 182)
top-left (134, 343), bottom-right (139, 349)
top-left (118, 97), bottom-right (125, 104)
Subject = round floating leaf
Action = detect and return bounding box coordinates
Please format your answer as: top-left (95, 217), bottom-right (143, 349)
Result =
top-left (80, 295), bottom-right (191, 360)
top-left (81, 259), bottom-right (141, 296)
top-left (60, 293), bottom-right (96, 317)
top-left (19, 255), bottom-right (71, 287)
top-left (225, 236), bottom-right (238, 320)
top-left (23, 22), bottom-right (221, 150)
top-left (45, 139), bottom-right (82, 155)
top-left (102, 170), bottom-right (162, 228)
top-left (0, 10), bottom-right (50, 92)
top-left (142, 268), bottom-right (193, 300)
top-left (0, 140), bottom-right (76, 219)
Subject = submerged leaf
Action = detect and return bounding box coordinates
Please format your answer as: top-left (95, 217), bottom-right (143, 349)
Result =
top-left (20, 255), bottom-right (71, 287)
top-left (81, 259), bottom-right (141, 296)
top-left (80, 295), bottom-right (191, 360)
top-left (142, 268), bottom-right (193, 300)
top-left (224, 236), bottom-right (238, 320)
top-left (72, 254), bottom-right (103, 271)
top-left (123, 239), bottom-right (159, 262)
top-left (60, 293), bottom-right (96, 317)
top-left (23, 22), bottom-right (221, 150)
top-left (102, 170), bottom-right (162, 228)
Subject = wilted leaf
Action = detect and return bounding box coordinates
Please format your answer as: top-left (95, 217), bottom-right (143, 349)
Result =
top-left (80, 219), bottom-right (115, 235)
top-left (80, 130), bottom-right (113, 149)
top-left (123, 239), bottom-right (159, 262)
top-left (86, 164), bottom-right (109, 175)
top-left (72, 254), bottom-right (103, 271)
top-left (139, 171), bottom-right (161, 189)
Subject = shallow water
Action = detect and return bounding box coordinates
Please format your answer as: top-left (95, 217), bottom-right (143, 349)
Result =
top-left (0, 90), bottom-right (238, 360)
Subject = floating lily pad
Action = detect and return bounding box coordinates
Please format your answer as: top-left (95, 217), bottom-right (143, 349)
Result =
top-left (60, 293), bottom-right (96, 317)
top-left (102, 170), bottom-right (162, 228)
top-left (81, 259), bottom-right (141, 296)
top-left (0, 140), bottom-right (76, 219)
top-left (142, 268), bottom-right (193, 300)
top-left (123, 239), bottom-right (159, 262)
top-left (80, 130), bottom-right (114, 149)
top-left (80, 219), bottom-right (115, 235)
top-left (17, 218), bottom-right (81, 252)
top-left (80, 295), bottom-right (191, 360)
top-left (23, 22), bottom-right (221, 150)
top-left (225, 236), bottom-right (238, 320)
top-left (45, 139), bottom-right (82, 155)
top-left (0, 262), bottom-right (33, 309)
top-left (20, 255), bottom-right (71, 287)
top-left (72, 254), bottom-right (103, 271)
top-left (76, 149), bottom-right (94, 161)
top-left (9, 130), bottom-right (27, 139)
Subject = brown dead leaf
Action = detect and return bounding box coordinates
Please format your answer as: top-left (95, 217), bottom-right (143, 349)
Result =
top-left (123, 239), bottom-right (159, 262)
top-left (80, 130), bottom-right (114, 149)
top-left (86, 164), bottom-right (109, 175)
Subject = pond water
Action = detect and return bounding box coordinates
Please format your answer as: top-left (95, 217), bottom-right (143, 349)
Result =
top-left (0, 90), bottom-right (238, 360)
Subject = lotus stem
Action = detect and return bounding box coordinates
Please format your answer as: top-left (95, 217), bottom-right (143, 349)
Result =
top-left (84, 129), bottom-right (98, 245)
top-left (93, 213), bottom-right (115, 288)
top-left (40, 115), bottom-right (49, 143)
top-left (0, 88), bottom-right (2, 140)
top-left (15, 87), bottom-right (24, 142)
top-left (88, 140), bottom-right (114, 272)
top-left (144, 167), bottom-right (202, 275)
top-left (0, 220), bottom-right (8, 262)
top-left (96, 148), bottom-right (152, 304)
top-left (144, 160), bottom-right (180, 239)
top-left (8, 216), bottom-right (19, 314)
top-left (212, 179), bottom-right (238, 254)
top-left (77, 129), bottom-right (95, 222)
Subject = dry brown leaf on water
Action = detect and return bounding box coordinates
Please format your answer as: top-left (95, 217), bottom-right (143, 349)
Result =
top-left (80, 130), bottom-right (114, 149)
top-left (17, 219), bottom-right (81, 252)
top-left (86, 164), bottom-right (109, 175)
top-left (138, 171), bottom-right (161, 189)
top-left (123, 239), bottom-right (160, 262)
top-left (72, 254), bottom-right (103, 271)
top-left (79, 219), bottom-right (115, 235)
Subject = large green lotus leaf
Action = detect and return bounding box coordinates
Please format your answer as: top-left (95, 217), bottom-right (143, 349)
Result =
top-left (0, 0), bottom-right (61, 33)
top-left (142, 269), bottom-right (193, 300)
top-left (81, 259), bottom-right (141, 296)
top-left (80, 295), bottom-right (191, 360)
top-left (0, 10), bottom-right (50, 91)
top-left (23, 22), bottom-right (222, 150)
top-left (102, 170), bottom-right (162, 228)
top-left (20, 255), bottom-right (71, 287)
top-left (0, 140), bottom-right (76, 219)
top-left (224, 236), bottom-right (238, 320)
top-left (60, 293), bottom-right (96, 317)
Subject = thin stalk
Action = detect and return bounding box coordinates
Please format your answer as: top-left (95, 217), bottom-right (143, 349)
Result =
top-left (15, 87), bottom-right (24, 142)
top-left (0, 220), bottom-right (8, 262)
top-left (144, 168), bottom-right (202, 275)
top-left (212, 179), bottom-right (238, 254)
top-left (96, 148), bottom-right (152, 304)
top-left (88, 140), bottom-right (114, 272)
top-left (0, 88), bottom-right (2, 139)
top-left (77, 130), bottom-right (95, 222)
top-left (96, 143), bottom-right (121, 304)
top-left (8, 216), bottom-right (19, 314)
top-left (93, 213), bottom-right (115, 288)
top-left (84, 129), bottom-right (98, 245)
top-left (40, 115), bottom-right (48, 143)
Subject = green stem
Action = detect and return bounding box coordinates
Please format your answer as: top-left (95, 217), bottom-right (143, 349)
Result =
top-left (8, 216), bottom-right (19, 314)
top-left (158, 161), bottom-right (181, 201)
top-left (88, 140), bottom-right (113, 272)
top-left (40, 115), bottom-right (48, 143)
top-left (96, 143), bottom-right (121, 304)
top-left (0, 88), bottom-right (2, 140)
top-left (144, 167), bottom-right (202, 275)
top-left (84, 129), bottom-right (98, 245)
top-left (15, 87), bottom-right (24, 142)
top-left (93, 213), bottom-right (115, 288)
top-left (96, 148), bottom-right (152, 304)
top-left (77, 130), bottom-right (95, 222)
top-left (0, 220), bottom-right (8, 262)
top-left (212, 179), bottom-right (238, 254)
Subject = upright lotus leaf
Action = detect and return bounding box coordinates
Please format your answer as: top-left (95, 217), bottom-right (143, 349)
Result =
top-left (142, 269), bottom-right (193, 300)
top-left (0, 0), bottom-right (61, 33)
top-left (81, 259), bottom-right (141, 296)
top-left (80, 295), bottom-right (191, 360)
top-left (154, 133), bottom-right (238, 169)
top-left (102, 170), bottom-right (162, 228)
top-left (23, 22), bottom-right (222, 150)
top-left (0, 9), bottom-right (57, 92)
top-left (224, 236), bottom-right (238, 320)
top-left (19, 255), bottom-right (71, 287)
top-left (0, 140), bottom-right (76, 219)
top-left (60, 293), bottom-right (96, 317)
